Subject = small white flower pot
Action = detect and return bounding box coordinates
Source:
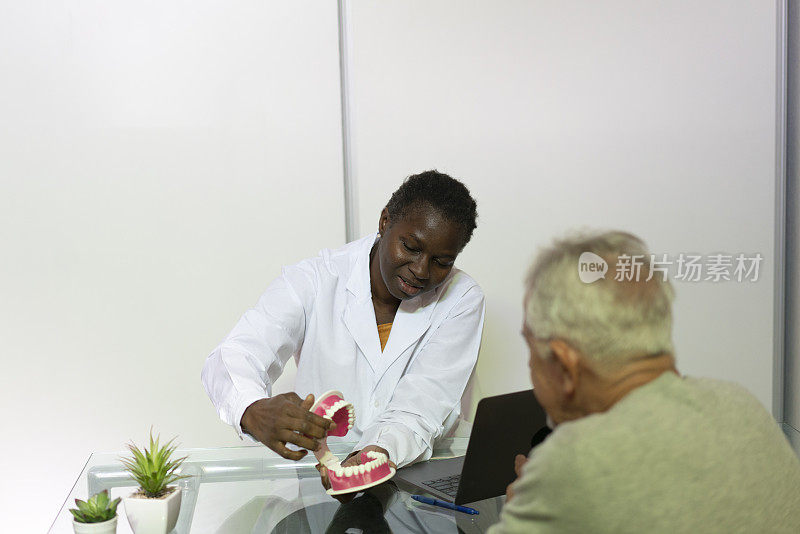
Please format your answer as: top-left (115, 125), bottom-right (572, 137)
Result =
top-left (72, 515), bottom-right (117, 534)
top-left (123, 487), bottom-right (181, 534)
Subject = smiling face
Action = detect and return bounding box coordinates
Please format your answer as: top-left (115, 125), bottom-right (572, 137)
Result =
top-left (372, 203), bottom-right (462, 302)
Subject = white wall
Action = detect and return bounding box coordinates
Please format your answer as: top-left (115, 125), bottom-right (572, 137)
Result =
top-left (0, 2), bottom-right (788, 531)
top-left (0, 2), bottom-right (344, 531)
top-left (347, 1), bottom-right (781, 414)
top-left (785, 0), bottom-right (800, 453)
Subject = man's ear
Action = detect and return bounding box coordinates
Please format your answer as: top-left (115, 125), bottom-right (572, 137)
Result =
top-left (378, 208), bottom-right (390, 235)
top-left (548, 339), bottom-right (581, 397)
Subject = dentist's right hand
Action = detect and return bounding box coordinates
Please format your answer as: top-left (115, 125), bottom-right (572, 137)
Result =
top-left (241, 393), bottom-right (334, 460)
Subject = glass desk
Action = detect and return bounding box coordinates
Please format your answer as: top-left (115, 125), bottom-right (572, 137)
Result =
top-left (49, 439), bottom-right (504, 533)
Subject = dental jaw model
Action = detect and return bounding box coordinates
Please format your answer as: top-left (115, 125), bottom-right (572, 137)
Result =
top-left (310, 390), bottom-right (396, 495)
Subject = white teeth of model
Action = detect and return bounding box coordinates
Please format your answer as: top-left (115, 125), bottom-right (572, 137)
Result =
top-left (326, 402), bottom-right (338, 418)
top-left (358, 465), bottom-right (366, 474)
top-left (365, 462), bottom-right (372, 472)
top-left (334, 467), bottom-right (344, 476)
top-left (344, 466), bottom-right (354, 476)
top-left (327, 400), bottom-right (341, 417)
top-left (367, 451), bottom-right (384, 460)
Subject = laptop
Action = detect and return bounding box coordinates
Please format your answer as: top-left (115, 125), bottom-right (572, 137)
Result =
top-left (395, 389), bottom-right (551, 505)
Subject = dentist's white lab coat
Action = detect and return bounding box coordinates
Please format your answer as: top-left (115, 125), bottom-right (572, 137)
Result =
top-left (202, 233), bottom-right (485, 467)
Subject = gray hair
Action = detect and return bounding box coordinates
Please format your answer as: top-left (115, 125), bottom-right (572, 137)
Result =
top-left (524, 230), bottom-right (675, 368)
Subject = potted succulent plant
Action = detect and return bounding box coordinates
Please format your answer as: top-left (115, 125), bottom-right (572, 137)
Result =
top-left (120, 430), bottom-right (188, 534)
top-left (69, 489), bottom-right (120, 534)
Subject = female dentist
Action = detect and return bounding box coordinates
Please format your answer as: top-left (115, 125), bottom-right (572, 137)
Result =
top-left (202, 170), bottom-right (485, 472)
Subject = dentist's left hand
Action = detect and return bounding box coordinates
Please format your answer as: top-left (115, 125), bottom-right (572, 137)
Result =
top-left (317, 445), bottom-right (395, 503)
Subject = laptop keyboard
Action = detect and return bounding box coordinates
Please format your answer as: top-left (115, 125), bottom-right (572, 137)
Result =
top-left (423, 474), bottom-right (461, 497)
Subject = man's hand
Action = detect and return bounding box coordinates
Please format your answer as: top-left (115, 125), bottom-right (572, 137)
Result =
top-left (317, 445), bottom-right (396, 503)
top-left (505, 453), bottom-right (528, 502)
top-left (241, 393), bottom-right (333, 460)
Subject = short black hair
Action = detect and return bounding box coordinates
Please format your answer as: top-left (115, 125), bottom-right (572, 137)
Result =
top-left (385, 170), bottom-right (478, 249)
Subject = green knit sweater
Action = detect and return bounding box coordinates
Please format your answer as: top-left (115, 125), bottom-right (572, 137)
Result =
top-left (489, 373), bottom-right (800, 533)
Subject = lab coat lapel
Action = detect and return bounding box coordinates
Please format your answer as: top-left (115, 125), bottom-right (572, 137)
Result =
top-left (343, 297), bottom-right (380, 373)
top-left (378, 289), bottom-right (437, 374)
top-left (343, 235), bottom-right (381, 373)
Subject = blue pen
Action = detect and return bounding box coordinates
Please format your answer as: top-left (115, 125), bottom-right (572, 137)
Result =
top-left (411, 494), bottom-right (479, 515)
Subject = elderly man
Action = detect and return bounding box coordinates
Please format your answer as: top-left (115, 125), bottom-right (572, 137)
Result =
top-left (489, 231), bottom-right (800, 533)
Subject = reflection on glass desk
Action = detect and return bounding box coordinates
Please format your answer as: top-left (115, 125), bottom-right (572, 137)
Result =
top-left (49, 438), bottom-right (505, 533)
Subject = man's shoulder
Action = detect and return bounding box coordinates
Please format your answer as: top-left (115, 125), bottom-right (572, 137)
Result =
top-left (638, 373), bottom-right (776, 431)
top-left (680, 375), bottom-right (765, 409)
top-left (555, 374), bottom-right (771, 439)
top-left (531, 372), bottom-right (797, 488)
top-left (528, 374), bottom-right (763, 472)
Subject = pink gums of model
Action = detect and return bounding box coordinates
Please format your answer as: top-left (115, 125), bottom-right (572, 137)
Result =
top-left (310, 390), bottom-right (396, 495)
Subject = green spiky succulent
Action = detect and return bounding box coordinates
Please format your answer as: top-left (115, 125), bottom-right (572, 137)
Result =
top-left (120, 430), bottom-right (188, 498)
top-left (69, 489), bottom-right (120, 523)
